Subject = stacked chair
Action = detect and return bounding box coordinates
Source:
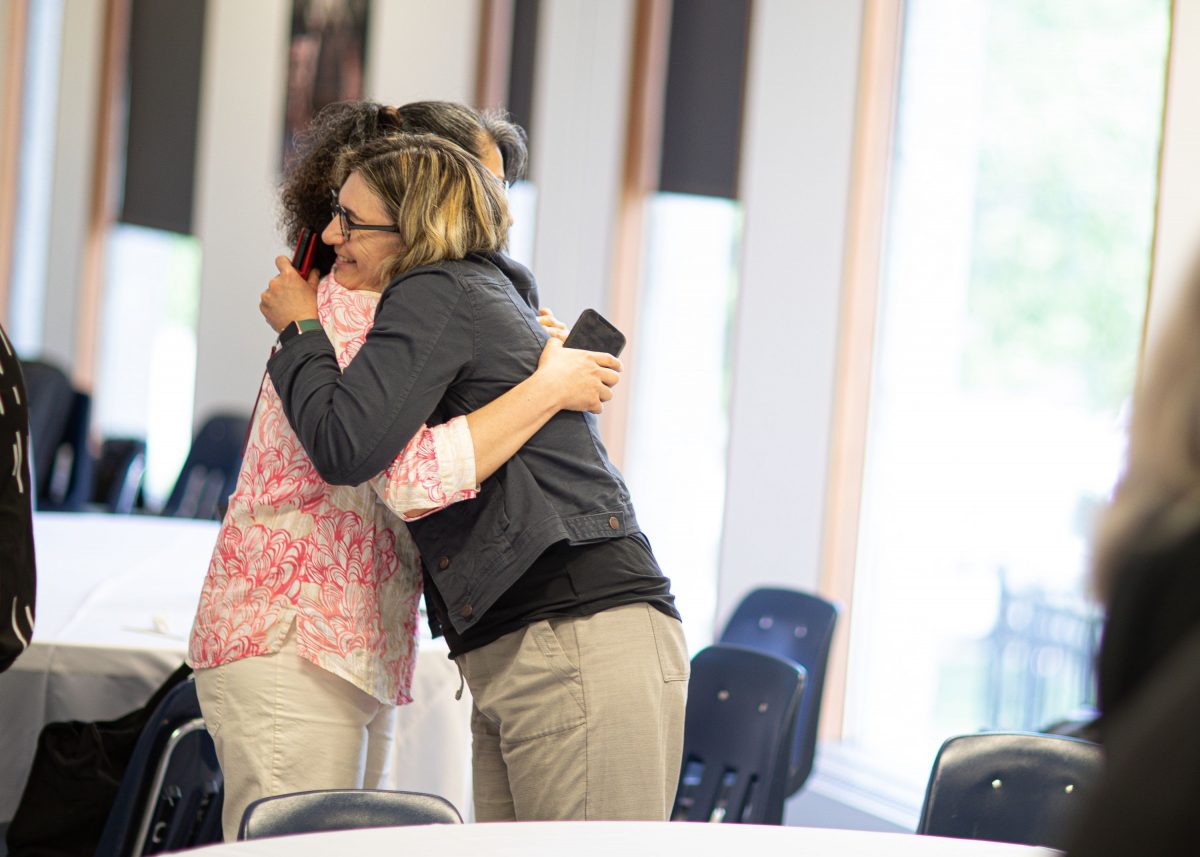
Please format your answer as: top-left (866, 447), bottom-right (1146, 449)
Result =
top-left (671, 644), bottom-right (806, 823)
top-left (672, 586), bottom-right (839, 824)
top-left (159, 413), bottom-right (248, 520)
top-left (718, 587), bottom-right (839, 796)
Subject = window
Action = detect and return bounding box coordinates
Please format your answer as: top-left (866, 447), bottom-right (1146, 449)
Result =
top-left (843, 0), bottom-right (1170, 789)
top-left (623, 193), bottom-right (741, 649)
top-left (94, 225), bottom-right (201, 506)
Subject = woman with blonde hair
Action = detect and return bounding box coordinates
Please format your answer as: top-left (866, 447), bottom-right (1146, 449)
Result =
top-left (261, 133), bottom-right (687, 822)
top-left (190, 102), bottom-right (620, 840)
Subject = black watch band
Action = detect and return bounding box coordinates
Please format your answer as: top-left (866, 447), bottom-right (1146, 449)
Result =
top-left (277, 318), bottom-right (322, 347)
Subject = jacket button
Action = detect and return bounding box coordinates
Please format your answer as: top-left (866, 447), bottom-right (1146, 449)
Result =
top-left (608, 516), bottom-right (619, 530)
top-left (461, 604), bottom-right (474, 619)
top-left (438, 556), bottom-right (450, 570)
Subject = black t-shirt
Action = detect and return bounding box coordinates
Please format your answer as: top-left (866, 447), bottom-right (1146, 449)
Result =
top-left (435, 533), bottom-right (679, 658)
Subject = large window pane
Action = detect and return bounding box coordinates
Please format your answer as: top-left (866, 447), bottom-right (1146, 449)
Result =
top-left (845, 0), bottom-right (1169, 785)
top-left (624, 193), bottom-right (741, 650)
top-left (95, 224), bottom-right (201, 507)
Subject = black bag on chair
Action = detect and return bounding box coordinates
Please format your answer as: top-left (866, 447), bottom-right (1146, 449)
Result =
top-left (5, 663), bottom-right (192, 857)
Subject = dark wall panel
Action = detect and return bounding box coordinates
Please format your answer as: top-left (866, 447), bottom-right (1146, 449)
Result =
top-left (120, 0), bottom-right (207, 235)
top-left (507, 0), bottom-right (540, 165)
top-left (659, 0), bottom-right (752, 199)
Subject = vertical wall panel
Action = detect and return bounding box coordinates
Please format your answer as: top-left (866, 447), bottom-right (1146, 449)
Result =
top-left (658, 0), bottom-right (751, 199)
top-left (717, 0), bottom-right (864, 624)
top-left (366, 0), bottom-right (479, 106)
top-left (528, 0), bottom-right (635, 324)
top-left (190, 0), bottom-right (290, 426)
top-left (120, 0), bottom-right (206, 234)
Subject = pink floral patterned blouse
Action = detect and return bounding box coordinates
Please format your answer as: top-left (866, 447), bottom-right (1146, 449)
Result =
top-left (187, 275), bottom-right (478, 705)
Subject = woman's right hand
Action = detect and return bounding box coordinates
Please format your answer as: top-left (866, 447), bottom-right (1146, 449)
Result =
top-left (536, 338), bottom-right (622, 414)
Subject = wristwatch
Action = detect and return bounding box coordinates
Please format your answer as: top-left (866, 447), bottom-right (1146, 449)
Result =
top-left (277, 318), bottom-right (322, 348)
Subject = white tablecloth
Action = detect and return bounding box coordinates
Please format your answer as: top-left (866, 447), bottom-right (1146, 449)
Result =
top-left (184, 820), bottom-right (1062, 857)
top-left (0, 513), bottom-right (473, 822)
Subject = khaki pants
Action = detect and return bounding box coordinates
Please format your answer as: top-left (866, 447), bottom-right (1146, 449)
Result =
top-left (194, 626), bottom-right (396, 840)
top-left (458, 603), bottom-right (689, 821)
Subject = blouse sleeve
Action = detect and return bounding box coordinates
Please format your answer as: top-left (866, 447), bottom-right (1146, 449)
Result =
top-left (367, 415), bottom-right (479, 521)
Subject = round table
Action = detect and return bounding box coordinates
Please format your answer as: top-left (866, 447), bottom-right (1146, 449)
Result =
top-left (184, 819), bottom-right (1062, 857)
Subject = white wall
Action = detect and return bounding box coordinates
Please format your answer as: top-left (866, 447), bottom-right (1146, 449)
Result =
top-left (527, 0), bottom-right (635, 322)
top-left (190, 0), bottom-right (292, 425)
top-left (34, 0), bottom-right (102, 370)
top-left (1146, 0), bottom-right (1200, 350)
top-left (366, 0), bottom-right (479, 105)
top-left (716, 0), bottom-right (865, 628)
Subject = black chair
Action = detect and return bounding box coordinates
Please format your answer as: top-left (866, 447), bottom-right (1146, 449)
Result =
top-left (94, 677), bottom-right (224, 857)
top-left (917, 731), bottom-right (1103, 850)
top-left (719, 587), bottom-right (838, 795)
top-left (161, 413), bottom-right (248, 519)
top-left (38, 389), bottom-right (94, 511)
top-left (92, 437), bottom-right (148, 514)
top-left (238, 789), bottom-right (462, 840)
top-left (20, 358), bottom-right (77, 506)
top-left (671, 644), bottom-right (806, 825)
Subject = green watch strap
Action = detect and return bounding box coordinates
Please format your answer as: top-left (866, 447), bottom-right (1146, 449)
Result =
top-left (278, 318), bottom-right (322, 347)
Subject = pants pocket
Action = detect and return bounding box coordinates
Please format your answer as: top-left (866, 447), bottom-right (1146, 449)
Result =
top-left (647, 608), bottom-right (689, 682)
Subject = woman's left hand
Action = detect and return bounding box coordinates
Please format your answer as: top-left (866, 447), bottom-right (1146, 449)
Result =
top-left (260, 256), bottom-right (320, 332)
top-left (537, 307), bottom-right (569, 342)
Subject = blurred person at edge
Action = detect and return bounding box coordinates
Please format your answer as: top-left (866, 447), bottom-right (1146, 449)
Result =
top-left (187, 101), bottom-right (619, 840)
top-left (1065, 252), bottom-right (1200, 855)
top-left (0, 321), bottom-right (35, 674)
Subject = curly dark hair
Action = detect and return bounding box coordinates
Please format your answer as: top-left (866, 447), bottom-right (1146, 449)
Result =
top-left (279, 100), bottom-right (528, 275)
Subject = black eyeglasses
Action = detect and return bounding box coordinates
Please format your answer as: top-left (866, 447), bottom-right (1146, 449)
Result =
top-left (330, 189), bottom-right (400, 241)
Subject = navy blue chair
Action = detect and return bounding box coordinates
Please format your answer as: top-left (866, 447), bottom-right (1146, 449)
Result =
top-left (94, 677), bottom-right (223, 857)
top-left (161, 413), bottom-right (248, 519)
top-left (39, 389), bottom-right (94, 511)
top-left (92, 437), bottom-right (148, 514)
top-left (719, 587), bottom-right (838, 795)
top-left (671, 644), bottom-right (806, 824)
top-left (21, 358), bottom-right (76, 506)
top-left (917, 731), bottom-right (1103, 850)
top-left (238, 789), bottom-right (462, 840)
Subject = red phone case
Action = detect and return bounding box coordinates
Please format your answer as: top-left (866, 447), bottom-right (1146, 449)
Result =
top-left (291, 228), bottom-right (317, 277)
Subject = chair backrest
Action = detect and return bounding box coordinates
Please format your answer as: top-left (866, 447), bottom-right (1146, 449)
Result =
top-left (719, 587), bottom-right (838, 794)
top-left (92, 437), bottom-right (148, 513)
top-left (917, 731), bottom-right (1103, 850)
top-left (95, 677), bottom-right (224, 857)
top-left (38, 389), bottom-right (94, 511)
top-left (671, 644), bottom-right (806, 825)
top-left (238, 789), bottom-right (463, 840)
top-left (20, 358), bottom-right (76, 504)
top-left (161, 412), bottom-right (248, 519)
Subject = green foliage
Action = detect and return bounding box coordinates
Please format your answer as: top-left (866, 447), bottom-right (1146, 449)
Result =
top-left (964, 0), bottom-right (1169, 411)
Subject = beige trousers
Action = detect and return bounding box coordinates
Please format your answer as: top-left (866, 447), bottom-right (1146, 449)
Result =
top-left (458, 602), bottom-right (689, 821)
top-left (194, 625), bottom-right (396, 841)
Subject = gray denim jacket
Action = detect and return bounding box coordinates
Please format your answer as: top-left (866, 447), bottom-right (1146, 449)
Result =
top-left (269, 253), bottom-right (642, 636)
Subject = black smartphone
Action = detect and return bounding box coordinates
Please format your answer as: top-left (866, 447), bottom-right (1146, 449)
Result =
top-left (563, 308), bottom-right (626, 357)
top-left (290, 227), bottom-right (318, 277)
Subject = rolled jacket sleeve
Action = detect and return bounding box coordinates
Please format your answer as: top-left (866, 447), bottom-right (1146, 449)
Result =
top-left (268, 268), bottom-right (475, 486)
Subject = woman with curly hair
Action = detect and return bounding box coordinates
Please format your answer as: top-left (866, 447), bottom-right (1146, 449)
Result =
top-left (187, 101), bottom-right (619, 839)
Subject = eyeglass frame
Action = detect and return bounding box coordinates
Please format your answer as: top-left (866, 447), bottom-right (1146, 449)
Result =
top-left (330, 189), bottom-right (401, 242)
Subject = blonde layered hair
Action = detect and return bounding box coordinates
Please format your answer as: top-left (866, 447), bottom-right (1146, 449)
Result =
top-left (1092, 255), bottom-right (1200, 600)
top-left (333, 133), bottom-right (510, 285)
